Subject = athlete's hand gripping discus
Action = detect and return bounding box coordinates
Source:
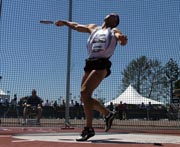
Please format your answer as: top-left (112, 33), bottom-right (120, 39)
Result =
top-left (40, 20), bottom-right (54, 24)
top-left (40, 20), bottom-right (65, 27)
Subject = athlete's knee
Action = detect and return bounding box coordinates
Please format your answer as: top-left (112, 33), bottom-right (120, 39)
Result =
top-left (80, 87), bottom-right (92, 102)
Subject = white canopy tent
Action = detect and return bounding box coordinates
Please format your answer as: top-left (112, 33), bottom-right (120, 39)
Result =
top-left (0, 89), bottom-right (10, 102)
top-left (104, 85), bottom-right (164, 106)
top-left (0, 89), bottom-right (7, 95)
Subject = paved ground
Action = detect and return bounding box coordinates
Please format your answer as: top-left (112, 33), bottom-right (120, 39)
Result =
top-left (12, 132), bottom-right (180, 144)
top-left (1, 118), bottom-right (180, 146)
top-left (1, 127), bottom-right (180, 147)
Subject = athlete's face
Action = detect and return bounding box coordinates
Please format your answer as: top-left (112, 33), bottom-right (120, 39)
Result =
top-left (104, 14), bottom-right (119, 28)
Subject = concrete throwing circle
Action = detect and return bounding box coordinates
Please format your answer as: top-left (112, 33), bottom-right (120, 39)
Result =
top-left (12, 132), bottom-right (180, 144)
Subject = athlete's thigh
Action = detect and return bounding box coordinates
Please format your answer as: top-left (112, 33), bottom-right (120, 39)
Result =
top-left (81, 69), bottom-right (107, 93)
top-left (81, 71), bottom-right (90, 86)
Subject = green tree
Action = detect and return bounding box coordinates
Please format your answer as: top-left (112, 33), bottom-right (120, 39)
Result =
top-left (121, 56), bottom-right (168, 101)
top-left (165, 58), bottom-right (180, 102)
top-left (121, 56), bottom-right (149, 93)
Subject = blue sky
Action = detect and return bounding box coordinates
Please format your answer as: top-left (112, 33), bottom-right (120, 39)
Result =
top-left (0, 0), bottom-right (179, 104)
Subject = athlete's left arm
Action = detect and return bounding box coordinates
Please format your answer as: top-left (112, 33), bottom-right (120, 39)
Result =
top-left (113, 28), bottom-right (128, 46)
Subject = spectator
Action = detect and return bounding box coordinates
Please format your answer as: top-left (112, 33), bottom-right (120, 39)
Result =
top-left (146, 102), bottom-right (153, 120)
top-left (0, 97), bottom-right (2, 105)
top-left (122, 103), bottom-right (127, 120)
top-left (44, 99), bottom-right (51, 106)
top-left (53, 100), bottom-right (58, 107)
top-left (53, 100), bottom-right (58, 118)
top-left (178, 104), bottom-right (180, 121)
top-left (107, 102), bottom-right (115, 111)
top-left (4, 94), bottom-right (19, 118)
top-left (69, 100), bottom-right (75, 119)
top-left (11, 94), bottom-right (18, 106)
top-left (117, 101), bottom-right (124, 120)
top-left (60, 99), bottom-right (66, 118)
top-left (140, 102), bottom-right (146, 109)
top-left (70, 99), bottom-right (75, 107)
top-left (62, 99), bottom-right (65, 107)
top-left (4, 98), bottom-right (9, 106)
top-left (23, 89), bottom-right (43, 125)
top-left (74, 101), bottom-right (80, 119)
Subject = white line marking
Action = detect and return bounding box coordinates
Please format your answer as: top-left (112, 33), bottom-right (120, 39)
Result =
top-left (12, 140), bottom-right (35, 143)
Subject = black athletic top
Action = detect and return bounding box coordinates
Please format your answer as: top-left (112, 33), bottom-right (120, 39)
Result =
top-left (26, 96), bottom-right (43, 107)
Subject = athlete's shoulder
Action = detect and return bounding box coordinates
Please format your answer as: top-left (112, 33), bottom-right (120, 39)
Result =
top-left (87, 24), bottom-right (98, 33)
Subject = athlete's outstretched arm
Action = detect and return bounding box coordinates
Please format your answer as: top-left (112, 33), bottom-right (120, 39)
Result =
top-left (55, 20), bottom-right (96, 33)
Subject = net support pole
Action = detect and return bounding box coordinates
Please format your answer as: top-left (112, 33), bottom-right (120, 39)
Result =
top-left (64, 0), bottom-right (72, 127)
top-left (0, 0), bottom-right (2, 18)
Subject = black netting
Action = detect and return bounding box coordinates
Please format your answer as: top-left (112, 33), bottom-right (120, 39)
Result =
top-left (0, 0), bottom-right (180, 130)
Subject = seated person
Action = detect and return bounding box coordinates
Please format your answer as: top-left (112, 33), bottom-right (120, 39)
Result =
top-left (23, 89), bottom-right (43, 125)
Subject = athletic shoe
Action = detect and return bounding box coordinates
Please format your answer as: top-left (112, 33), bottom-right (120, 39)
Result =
top-left (76, 127), bottom-right (95, 141)
top-left (104, 111), bottom-right (116, 132)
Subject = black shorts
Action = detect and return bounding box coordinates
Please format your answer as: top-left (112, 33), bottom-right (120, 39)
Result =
top-left (84, 58), bottom-right (112, 78)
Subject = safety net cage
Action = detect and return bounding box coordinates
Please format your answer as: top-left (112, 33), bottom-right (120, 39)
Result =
top-left (0, 0), bottom-right (180, 131)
